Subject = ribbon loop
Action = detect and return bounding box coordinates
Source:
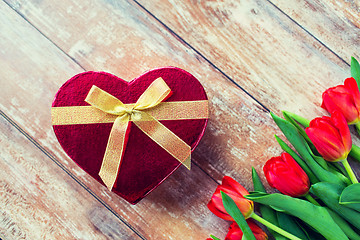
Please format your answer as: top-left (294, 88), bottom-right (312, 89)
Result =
top-left (134, 77), bottom-right (172, 110)
top-left (85, 85), bottom-right (126, 115)
top-left (52, 77), bottom-right (209, 191)
top-left (83, 77), bottom-right (192, 190)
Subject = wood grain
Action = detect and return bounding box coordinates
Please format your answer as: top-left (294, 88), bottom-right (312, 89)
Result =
top-left (134, 0), bottom-right (354, 116)
top-left (269, 0), bottom-right (360, 61)
top-left (0, 116), bottom-right (140, 239)
top-left (1, 0), bottom-right (283, 190)
top-left (2, 0), bottom-right (359, 239)
top-left (0, 1), bottom-right (244, 238)
top-left (6, 0), bottom-right (358, 187)
top-left (1, 0), bottom-right (324, 188)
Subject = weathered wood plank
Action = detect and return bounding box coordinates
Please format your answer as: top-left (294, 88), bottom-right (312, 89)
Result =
top-left (5, 0), bottom-right (358, 182)
top-left (269, 0), bottom-right (359, 62)
top-left (4, 0), bottom-right (358, 238)
top-left (133, 0), bottom-right (354, 115)
top-left (0, 1), bottom-right (235, 239)
top-left (0, 115), bottom-right (140, 240)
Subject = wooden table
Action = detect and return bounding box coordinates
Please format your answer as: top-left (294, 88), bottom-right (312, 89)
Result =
top-left (1, 0), bottom-right (359, 239)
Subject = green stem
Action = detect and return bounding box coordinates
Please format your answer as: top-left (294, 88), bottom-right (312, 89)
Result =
top-left (304, 193), bottom-right (320, 206)
top-left (342, 158), bottom-right (358, 184)
top-left (355, 122), bottom-right (360, 136)
top-left (251, 213), bottom-right (302, 240)
top-left (350, 144), bottom-right (360, 162)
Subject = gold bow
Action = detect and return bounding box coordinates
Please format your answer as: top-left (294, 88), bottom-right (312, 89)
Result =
top-left (51, 77), bottom-right (209, 191)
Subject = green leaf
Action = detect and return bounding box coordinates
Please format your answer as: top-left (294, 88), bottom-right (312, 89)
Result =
top-left (329, 161), bottom-right (348, 177)
top-left (210, 235), bottom-right (221, 240)
top-left (221, 191), bottom-right (256, 240)
top-left (311, 182), bottom-right (360, 231)
top-left (326, 208), bottom-right (360, 240)
top-left (251, 168), bottom-right (287, 240)
top-left (351, 57), bottom-right (360, 86)
top-left (279, 112), bottom-right (329, 170)
top-left (309, 152), bottom-right (329, 170)
top-left (282, 111), bottom-right (320, 157)
top-left (245, 192), bottom-right (349, 240)
top-left (271, 112), bottom-right (348, 186)
top-left (252, 167), bottom-right (266, 193)
top-left (283, 111), bottom-right (311, 143)
top-left (277, 212), bottom-right (309, 240)
top-left (275, 135), bottom-right (319, 184)
top-left (282, 111), bottom-right (310, 128)
top-left (340, 183), bottom-right (360, 211)
top-left (299, 223), bottom-right (326, 240)
top-left (281, 112), bottom-right (346, 175)
top-left (279, 113), bottom-right (349, 183)
top-left (350, 144), bottom-right (360, 163)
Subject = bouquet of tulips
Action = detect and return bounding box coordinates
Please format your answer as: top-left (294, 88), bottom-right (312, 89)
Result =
top-left (207, 57), bottom-right (360, 240)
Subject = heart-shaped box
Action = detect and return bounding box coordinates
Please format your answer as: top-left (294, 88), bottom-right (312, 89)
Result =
top-left (51, 67), bottom-right (208, 204)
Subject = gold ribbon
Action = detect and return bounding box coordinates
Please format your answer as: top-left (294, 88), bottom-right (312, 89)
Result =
top-left (52, 77), bottom-right (208, 191)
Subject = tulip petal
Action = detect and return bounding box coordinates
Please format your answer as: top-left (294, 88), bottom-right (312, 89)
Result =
top-left (306, 127), bottom-right (346, 161)
top-left (321, 87), bottom-right (345, 112)
top-left (225, 220), bottom-right (268, 240)
top-left (247, 219), bottom-right (268, 240)
top-left (310, 115), bottom-right (332, 126)
top-left (225, 222), bottom-right (243, 240)
top-left (266, 165), bottom-right (307, 196)
top-left (345, 77), bottom-right (360, 115)
top-left (221, 192), bottom-right (257, 240)
top-left (225, 192), bottom-right (254, 218)
top-left (208, 179), bottom-right (254, 221)
top-left (264, 153), bottom-right (310, 197)
top-left (208, 193), bottom-right (233, 221)
top-left (309, 117), bottom-right (342, 140)
top-left (208, 200), bottom-right (233, 221)
top-left (222, 176), bottom-right (250, 196)
top-left (331, 111), bottom-right (352, 153)
top-left (282, 152), bottom-right (306, 175)
top-left (323, 90), bottom-right (359, 123)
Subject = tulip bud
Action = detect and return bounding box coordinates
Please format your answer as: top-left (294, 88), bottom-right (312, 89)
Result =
top-left (264, 153), bottom-right (310, 197)
top-left (305, 111), bottom-right (352, 162)
top-left (322, 77), bottom-right (360, 124)
top-left (225, 220), bottom-right (268, 240)
top-left (208, 176), bottom-right (254, 221)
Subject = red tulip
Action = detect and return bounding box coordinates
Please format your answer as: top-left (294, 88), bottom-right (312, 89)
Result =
top-left (321, 77), bottom-right (360, 124)
top-left (208, 176), bottom-right (254, 221)
top-left (225, 220), bottom-right (268, 240)
top-left (263, 153), bottom-right (310, 197)
top-left (305, 111), bottom-right (352, 162)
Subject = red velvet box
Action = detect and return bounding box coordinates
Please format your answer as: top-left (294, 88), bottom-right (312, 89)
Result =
top-left (51, 67), bottom-right (208, 204)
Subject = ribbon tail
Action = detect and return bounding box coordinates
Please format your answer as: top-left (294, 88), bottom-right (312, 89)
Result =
top-left (183, 155), bottom-right (191, 170)
top-left (99, 115), bottom-right (130, 190)
top-left (132, 112), bottom-right (191, 170)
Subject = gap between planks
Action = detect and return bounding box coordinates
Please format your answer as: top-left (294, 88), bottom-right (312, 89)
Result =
top-left (265, 0), bottom-right (350, 67)
top-left (2, 0), bottom-right (351, 238)
top-left (132, 0), bottom-right (271, 113)
top-left (131, 0), bottom-right (351, 111)
top-left (0, 110), bottom-right (147, 240)
top-left (2, 0), bottom-right (349, 209)
top-left (1, 0), bottom-right (219, 185)
top-left (0, 1), bottom-right (226, 238)
top-left (2, 0), bottom-right (87, 71)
